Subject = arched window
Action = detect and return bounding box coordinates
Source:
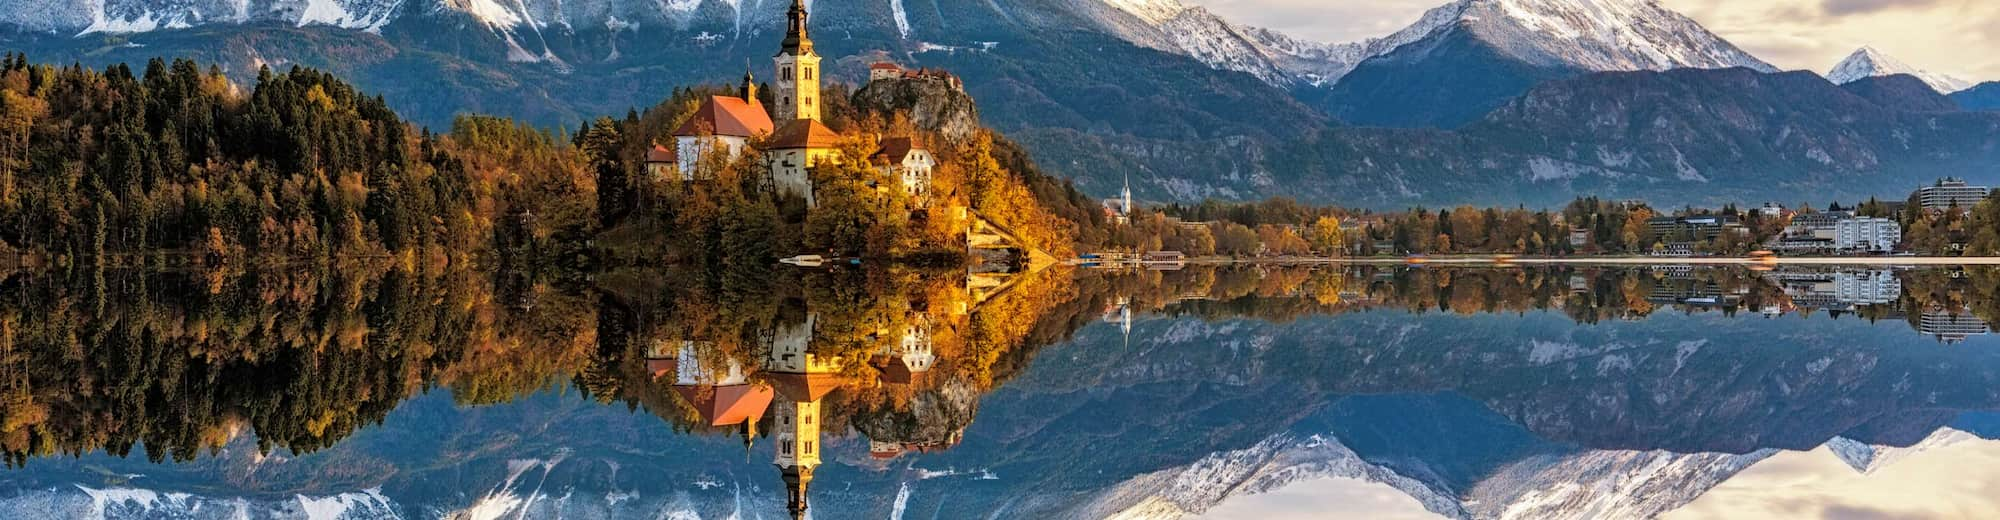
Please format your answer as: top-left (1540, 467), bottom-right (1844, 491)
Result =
top-left (805, 67), bottom-right (813, 80)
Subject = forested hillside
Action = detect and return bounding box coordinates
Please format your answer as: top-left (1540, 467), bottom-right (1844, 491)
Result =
top-left (0, 54), bottom-right (1093, 266)
top-left (0, 53), bottom-right (597, 266)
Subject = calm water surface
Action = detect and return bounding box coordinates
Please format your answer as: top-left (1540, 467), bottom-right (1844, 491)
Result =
top-left (2, 265), bottom-right (1998, 519)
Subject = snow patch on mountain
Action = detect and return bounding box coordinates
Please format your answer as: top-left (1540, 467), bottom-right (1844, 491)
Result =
top-left (890, 0), bottom-right (910, 38)
top-left (1826, 46), bottom-right (1973, 94)
top-left (297, 0), bottom-right (402, 31)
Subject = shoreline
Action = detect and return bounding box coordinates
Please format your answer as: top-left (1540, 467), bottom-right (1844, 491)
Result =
top-left (1083, 256), bottom-right (2000, 267)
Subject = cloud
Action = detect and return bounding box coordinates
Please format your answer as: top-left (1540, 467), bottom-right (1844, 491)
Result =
top-left (1819, 0), bottom-right (1942, 17)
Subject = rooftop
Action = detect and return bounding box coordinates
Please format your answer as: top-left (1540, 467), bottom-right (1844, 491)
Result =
top-left (672, 95), bottom-right (775, 138)
top-left (870, 137), bottom-right (926, 165)
top-left (645, 144), bottom-right (674, 164)
top-left (769, 119), bottom-right (843, 150)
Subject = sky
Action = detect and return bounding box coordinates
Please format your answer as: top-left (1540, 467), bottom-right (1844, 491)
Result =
top-left (1182, 0), bottom-right (2000, 82)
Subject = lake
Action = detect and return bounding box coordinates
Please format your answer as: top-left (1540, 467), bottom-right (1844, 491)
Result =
top-left (1, 264), bottom-right (1997, 519)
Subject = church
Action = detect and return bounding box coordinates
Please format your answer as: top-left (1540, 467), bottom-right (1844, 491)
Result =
top-left (660, 0), bottom-right (934, 209)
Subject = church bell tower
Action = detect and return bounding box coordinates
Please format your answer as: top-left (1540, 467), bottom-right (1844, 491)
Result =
top-left (773, 0), bottom-right (822, 123)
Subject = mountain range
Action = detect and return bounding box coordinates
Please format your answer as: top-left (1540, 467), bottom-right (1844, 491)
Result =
top-left (0, 0), bottom-right (1993, 208)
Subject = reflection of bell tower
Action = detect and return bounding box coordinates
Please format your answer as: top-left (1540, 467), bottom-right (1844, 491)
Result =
top-left (773, 398), bottom-right (820, 519)
top-left (765, 304), bottom-right (846, 520)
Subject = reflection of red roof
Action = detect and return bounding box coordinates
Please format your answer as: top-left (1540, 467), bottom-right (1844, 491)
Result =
top-left (673, 383), bottom-right (774, 427)
top-left (767, 372), bottom-right (848, 402)
top-left (647, 358), bottom-right (679, 380)
top-left (870, 355), bottom-right (921, 385)
top-left (870, 445), bottom-right (903, 459)
top-left (645, 144), bottom-right (675, 164)
top-left (672, 96), bottom-right (774, 138)
top-left (870, 137), bottom-right (924, 166)
top-left (769, 119), bottom-right (843, 150)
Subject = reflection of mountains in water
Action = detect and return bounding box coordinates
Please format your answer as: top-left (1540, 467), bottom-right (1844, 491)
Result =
top-left (5, 265), bottom-right (2000, 519)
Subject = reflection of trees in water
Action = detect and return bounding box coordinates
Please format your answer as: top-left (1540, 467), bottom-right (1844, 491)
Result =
top-left (0, 259), bottom-right (1098, 469)
top-left (3, 263), bottom-right (1995, 469)
top-left (0, 264), bottom-right (537, 466)
top-left (1105, 265), bottom-right (2000, 332)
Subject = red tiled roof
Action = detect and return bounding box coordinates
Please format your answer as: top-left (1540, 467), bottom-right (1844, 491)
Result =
top-left (645, 144), bottom-right (675, 164)
top-left (673, 383), bottom-right (775, 427)
top-left (870, 62), bottom-right (901, 70)
top-left (672, 95), bottom-right (774, 138)
top-left (870, 137), bottom-right (925, 166)
top-left (768, 119), bottom-right (843, 150)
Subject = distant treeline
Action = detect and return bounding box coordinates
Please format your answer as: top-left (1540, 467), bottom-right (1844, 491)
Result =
top-left (1123, 194), bottom-right (2000, 257)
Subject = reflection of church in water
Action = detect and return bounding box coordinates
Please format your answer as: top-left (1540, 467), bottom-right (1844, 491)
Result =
top-left (646, 306), bottom-right (941, 519)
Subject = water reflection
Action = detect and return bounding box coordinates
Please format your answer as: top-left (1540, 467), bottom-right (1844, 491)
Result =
top-left (1, 264), bottom-right (1999, 518)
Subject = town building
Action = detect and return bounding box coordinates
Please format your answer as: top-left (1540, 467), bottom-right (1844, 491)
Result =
top-left (1832, 269), bottom-right (1901, 305)
top-left (768, 121), bottom-right (842, 207)
top-left (1773, 211), bottom-right (1900, 254)
top-left (867, 62), bottom-right (965, 92)
top-left (644, 145), bottom-right (676, 180)
top-left (870, 137), bottom-right (936, 199)
top-left (1650, 242), bottom-right (1697, 257)
top-left (670, 76), bottom-right (774, 180)
top-left (870, 323), bottom-right (936, 385)
top-left (1755, 202), bottom-right (1786, 217)
top-left (1102, 174), bottom-right (1133, 225)
top-left (1919, 311), bottom-right (1992, 344)
top-left (1833, 216), bottom-right (1901, 253)
top-left (1914, 178), bottom-right (1992, 211)
top-left (1647, 215), bottom-right (1747, 241)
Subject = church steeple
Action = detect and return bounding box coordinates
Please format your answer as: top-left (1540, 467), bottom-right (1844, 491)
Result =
top-left (783, 466), bottom-right (813, 520)
top-left (742, 70), bottom-right (759, 103)
top-left (771, 0), bottom-right (822, 122)
top-left (780, 0), bottom-right (812, 56)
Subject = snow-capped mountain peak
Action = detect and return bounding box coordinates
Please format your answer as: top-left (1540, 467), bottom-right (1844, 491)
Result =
top-left (1826, 46), bottom-right (1973, 94)
top-left (1092, 0), bottom-right (1776, 90)
top-left (1434, 0), bottom-right (1776, 73)
top-left (1825, 428), bottom-right (1979, 474)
